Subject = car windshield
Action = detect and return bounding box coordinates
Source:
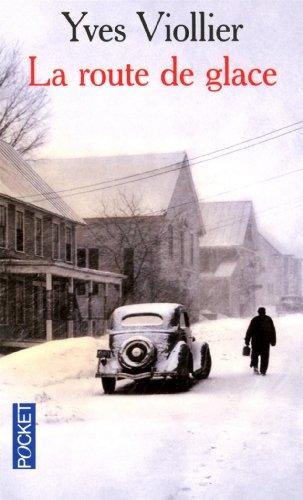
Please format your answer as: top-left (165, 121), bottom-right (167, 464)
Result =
top-left (121, 313), bottom-right (163, 326)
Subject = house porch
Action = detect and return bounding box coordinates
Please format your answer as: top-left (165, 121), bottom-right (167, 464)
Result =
top-left (0, 259), bottom-right (124, 349)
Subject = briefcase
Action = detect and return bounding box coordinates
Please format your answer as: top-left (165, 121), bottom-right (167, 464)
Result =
top-left (242, 345), bottom-right (251, 356)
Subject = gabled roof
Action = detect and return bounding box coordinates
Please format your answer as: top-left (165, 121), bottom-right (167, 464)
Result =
top-left (0, 139), bottom-right (83, 223)
top-left (33, 152), bottom-right (188, 218)
top-left (257, 232), bottom-right (283, 256)
top-left (199, 201), bottom-right (253, 247)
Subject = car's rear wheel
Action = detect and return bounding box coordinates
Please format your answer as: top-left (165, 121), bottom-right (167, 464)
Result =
top-left (200, 349), bottom-right (212, 379)
top-left (193, 344), bottom-right (212, 380)
top-left (176, 345), bottom-right (191, 392)
top-left (101, 377), bottom-right (116, 394)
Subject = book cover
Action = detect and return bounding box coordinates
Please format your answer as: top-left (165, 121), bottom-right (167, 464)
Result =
top-left (0, 1), bottom-right (302, 499)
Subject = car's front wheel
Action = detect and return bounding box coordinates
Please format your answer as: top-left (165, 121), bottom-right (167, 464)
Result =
top-left (101, 377), bottom-right (116, 394)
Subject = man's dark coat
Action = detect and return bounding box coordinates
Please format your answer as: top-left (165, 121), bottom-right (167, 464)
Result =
top-left (245, 314), bottom-right (276, 348)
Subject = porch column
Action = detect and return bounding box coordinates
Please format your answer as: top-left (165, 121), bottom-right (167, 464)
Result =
top-left (88, 280), bottom-right (93, 335)
top-left (46, 273), bottom-right (53, 341)
top-left (68, 278), bottom-right (74, 338)
top-left (103, 283), bottom-right (108, 331)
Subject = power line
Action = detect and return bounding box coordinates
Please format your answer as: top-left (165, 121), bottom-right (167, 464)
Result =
top-left (155, 164), bottom-right (303, 217)
top-left (23, 120), bottom-right (303, 203)
top-left (9, 122), bottom-right (303, 236)
top-left (67, 163), bottom-right (303, 220)
top-left (83, 193), bottom-right (303, 267)
top-left (27, 136), bottom-right (303, 222)
top-left (201, 196), bottom-right (303, 238)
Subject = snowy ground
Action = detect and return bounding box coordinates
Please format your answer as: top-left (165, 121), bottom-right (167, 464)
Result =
top-left (0, 315), bottom-right (303, 500)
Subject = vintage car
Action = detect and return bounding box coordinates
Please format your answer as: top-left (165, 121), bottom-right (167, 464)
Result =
top-left (95, 303), bottom-right (212, 394)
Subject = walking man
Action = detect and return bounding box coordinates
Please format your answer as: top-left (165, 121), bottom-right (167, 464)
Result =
top-left (245, 307), bottom-right (276, 375)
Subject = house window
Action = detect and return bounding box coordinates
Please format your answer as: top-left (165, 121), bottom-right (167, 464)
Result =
top-left (76, 281), bottom-right (86, 296)
top-left (190, 234), bottom-right (194, 265)
top-left (180, 231), bottom-right (185, 265)
top-left (16, 210), bottom-right (24, 252)
top-left (168, 225), bottom-right (174, 258)
top-left (15, 279), bottom-right (25, 324)
top-left (35, 217), bottom-right (43, 256)
top-left (0, 205), bottom-right (7, 248)
top-left (88, 248), bottom-right (99, 269)
top-left (92, 283), bottom-right (99, 295)
top-left (77, 248), bottom-right (86, 268)
top-left (65, 226), bottom-right (72, 262)
top-left (53, 223), bottom-right (60, 259)
top-left (0, 278), bottom-right (8, 324)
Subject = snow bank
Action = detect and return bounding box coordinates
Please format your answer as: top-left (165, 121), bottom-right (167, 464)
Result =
top-left (0, 336), bottom-right (108, 387)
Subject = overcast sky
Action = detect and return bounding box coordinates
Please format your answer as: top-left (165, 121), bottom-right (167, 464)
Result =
top-left (1, 0), bottom-right (303, 256)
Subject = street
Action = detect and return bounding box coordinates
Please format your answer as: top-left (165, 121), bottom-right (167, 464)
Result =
top-left (0, 314), bottom-right (303, 500)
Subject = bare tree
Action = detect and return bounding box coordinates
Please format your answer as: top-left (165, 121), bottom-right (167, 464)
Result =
top-left (92, 192), bottom-right (167, 306)
top-left (0, 43), bottom-right (49, 156)
top-left (85, 192), bottom-right (199, 317)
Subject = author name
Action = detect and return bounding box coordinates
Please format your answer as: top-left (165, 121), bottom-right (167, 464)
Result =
top-left (61, 11), bottom-right (244, 43)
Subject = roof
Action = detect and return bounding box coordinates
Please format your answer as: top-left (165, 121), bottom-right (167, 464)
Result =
top-left (199, 201), bottom-right (253, 247)
top-left (257, 232), bottom-right (283, 256)
top-left (0, 259), bottom-right (124, 284)
top-left (0, 140), bottom-right (83, 223)
top-left (33, 152), bottom-right (187, 218)
top-left (114, 303), bottom-right (182, 317)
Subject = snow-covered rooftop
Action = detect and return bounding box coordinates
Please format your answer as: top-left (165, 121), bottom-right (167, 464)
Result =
top-left (199, 201), bottom-right (253, 247)
top-left (33, 152), bottom-right (187, 218)
top-left (0, 139), bottom-right (83, 223)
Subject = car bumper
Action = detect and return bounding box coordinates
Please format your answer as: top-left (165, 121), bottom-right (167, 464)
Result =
top-left (95, 371), bottom-right (177, 381)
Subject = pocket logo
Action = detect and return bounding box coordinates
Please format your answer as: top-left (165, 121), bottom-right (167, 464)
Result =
top-left (13, 403), bottom-right (36, 469)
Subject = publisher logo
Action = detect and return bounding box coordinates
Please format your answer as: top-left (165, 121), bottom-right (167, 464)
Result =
top-left (12, 403), bottom-right (36, 469)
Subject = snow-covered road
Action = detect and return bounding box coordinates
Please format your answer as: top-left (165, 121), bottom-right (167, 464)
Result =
top-left (1, 315), bottom-right (303, 500)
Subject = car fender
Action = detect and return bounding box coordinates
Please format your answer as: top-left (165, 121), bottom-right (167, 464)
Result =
top-left (156, 340), bottom-right (188, 373)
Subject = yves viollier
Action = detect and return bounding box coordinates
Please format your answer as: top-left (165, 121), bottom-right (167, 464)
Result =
top-left (61, 11), bottom-right (244, 43)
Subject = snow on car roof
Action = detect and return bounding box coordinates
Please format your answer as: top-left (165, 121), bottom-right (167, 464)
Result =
top-left (113, 303), bottom-right (183, 318)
